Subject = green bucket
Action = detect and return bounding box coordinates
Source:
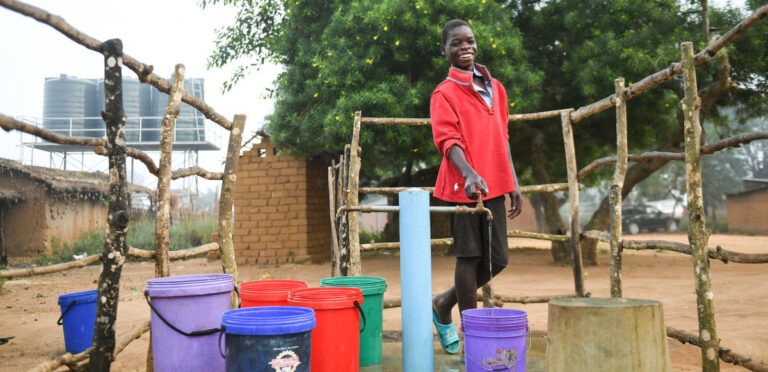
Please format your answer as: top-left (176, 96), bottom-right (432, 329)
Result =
top-left (320, 276), bottom-right (387, 366)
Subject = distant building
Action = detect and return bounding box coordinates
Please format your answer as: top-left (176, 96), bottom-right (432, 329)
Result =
top-left (726, 178), bottom-right (768, 235)
top-left (0, 158), bottom-right (149, 265)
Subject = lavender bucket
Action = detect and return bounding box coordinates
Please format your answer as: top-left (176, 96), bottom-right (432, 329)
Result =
top-left (462, 308), bottom-right (530, 372)
top-left (146, 274), bottom-right (234, 372)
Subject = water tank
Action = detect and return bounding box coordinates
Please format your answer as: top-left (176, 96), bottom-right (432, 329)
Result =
top-left (43, 75), bottom-right (99, 137)
top-left (148, 78), bottom-right (205, 142)
top-left (96, 77), bottom-right (142, 141)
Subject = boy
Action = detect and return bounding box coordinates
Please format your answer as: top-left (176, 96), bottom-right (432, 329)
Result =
top-left (430, 19), bottom-right (523, 354)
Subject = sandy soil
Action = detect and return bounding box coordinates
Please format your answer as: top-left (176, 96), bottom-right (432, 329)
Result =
top-left (1, 233), bottom-right (766, 371)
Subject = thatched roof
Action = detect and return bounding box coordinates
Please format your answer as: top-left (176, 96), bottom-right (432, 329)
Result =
top-left (0, 158), bottom-right (151, 197)
top-left (0, 188), bottom-right (23, 202)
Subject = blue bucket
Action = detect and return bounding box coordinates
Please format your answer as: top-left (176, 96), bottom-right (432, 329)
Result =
top-left (462, 308), bottom-right (530, 372)
top-left (220, 306), bottom-right (315, 372)
top-left (58, 289), bottom-right (98, 353)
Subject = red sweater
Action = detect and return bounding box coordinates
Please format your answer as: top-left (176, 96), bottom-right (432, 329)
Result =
top-left (430, 64), bottom-right (516, 203)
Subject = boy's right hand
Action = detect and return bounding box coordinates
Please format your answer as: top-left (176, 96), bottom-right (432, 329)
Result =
top-left (464, 172), bottom-right (488, 200)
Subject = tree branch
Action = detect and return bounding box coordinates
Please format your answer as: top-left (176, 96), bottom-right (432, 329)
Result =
top-left (581, 230), bottom-right (768, 264)
top-left (1, 113), bottom-right (105, 147)
top-left (570, 4), bottom-right (768, 123)
top-left (578, 131), bottom-right (768, 181)
top-left (667, 327), bottom-right (768, 372)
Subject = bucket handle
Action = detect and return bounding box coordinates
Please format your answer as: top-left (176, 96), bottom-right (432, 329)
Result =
top-left (218, 327), bottom-right (226, 359)
top-left (354, 300), bottom-right (366, 334)
top-left (465, 326), bottom-right (532, 371)
top-left (144, 291), bottom-right (222, 337)
top-left (56, 301), bottom-right (76, 326)
top-left (233, 285), bottom-right (241, 308)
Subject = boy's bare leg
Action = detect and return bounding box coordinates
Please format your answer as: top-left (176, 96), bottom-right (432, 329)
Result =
top-left (433, 257), bottom-right (506, 325)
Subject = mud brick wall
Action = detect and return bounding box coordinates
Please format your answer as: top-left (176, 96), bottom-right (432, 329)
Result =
top-left (233, 139), bottom-right (331, 265)
top-left (726, 188), bottom-right (768, 234)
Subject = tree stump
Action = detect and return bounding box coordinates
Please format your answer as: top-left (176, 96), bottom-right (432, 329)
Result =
top-left (546, 297), bottom-right (671, 372)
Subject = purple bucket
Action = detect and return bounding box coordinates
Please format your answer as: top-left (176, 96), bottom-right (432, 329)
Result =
top-left (462, 308), bottom-right (529, 372)
top-left (146, 274), bottom-right (234, 372)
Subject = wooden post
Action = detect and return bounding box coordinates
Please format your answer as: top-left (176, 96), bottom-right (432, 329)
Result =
top-left (338, 145), bottom-right (350, 276)
top-left (681, 41), bottom-right (720, 372)
top-left (146, 63), bottom-right (184, 372)
top-left (348, 112), bottom-right (363, 276)
top-left (88, 39), bottom-right (130, 372)
top-left (328, 161), bottom-right (341, 276)
top-left (217, 114), bottom-right (245, 307)
top-left (561, 110), bottom-right (585, 297)
top-left (610, 78), bottom-right (628, 298)
top-left (153, 64), bottom-right (184, 279)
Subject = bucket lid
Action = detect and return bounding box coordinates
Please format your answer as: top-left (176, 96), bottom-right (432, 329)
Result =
top-left (239, 280), bottom-right (308, 301)
top-left (58, 289), bottom-right (98, 306)
top-left (287, 287), bottom-right (363, 310)
top-left (146, 274), bottom-right (234, 297)
top-left (221, 306), bottom-right (316, 336)
top-left (319, 276), bottom-right (387, 295)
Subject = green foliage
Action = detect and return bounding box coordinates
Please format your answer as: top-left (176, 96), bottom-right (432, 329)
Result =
top-left (206, 0), bottom-right (767, 202)
top-left (33, 215), bottom-right (217, 265)
top-left (204, 0), bottom-right (540, 181)
top-left (359, 228), bottom-right (386, 244)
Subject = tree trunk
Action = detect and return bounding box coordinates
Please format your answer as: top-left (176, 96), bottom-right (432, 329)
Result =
top-left (88, 39), bottom-right (130, 372)
top-left (528, 128), bottom-right (571, 264)
top-left (681, 41), bottom-right (720, 372)
top-left (338, 145), bottom-right (350, 276)
top-left (560, 111), bottom-right (585, 297)
top-left (348, 111), bottom-right (362, 276)
top-left (217, 114), bottom-right (245, 307)
top-left (147, 63), bottom-right (184, 372)
top-left (610, 78), bottom-right (628, 297)
top-left (153, 64), bottom-right (184, 279)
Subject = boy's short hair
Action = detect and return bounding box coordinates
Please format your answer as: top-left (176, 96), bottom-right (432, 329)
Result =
top-left (441, 19), bottom-right (473, 46)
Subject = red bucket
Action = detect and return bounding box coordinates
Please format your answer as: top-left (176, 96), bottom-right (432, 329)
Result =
top-left (288, 287), bottom-right (365, 372)
top-left (239, 279), bottom-right (307, 307)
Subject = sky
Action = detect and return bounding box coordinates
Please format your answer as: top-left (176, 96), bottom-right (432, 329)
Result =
top-left (0, 0), bottom-right (280, 193)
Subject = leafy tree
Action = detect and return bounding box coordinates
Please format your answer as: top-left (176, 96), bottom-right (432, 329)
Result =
top-left (206, 0), bottom-right (768, 264)
top-left (204, 0), bottom-right (541, 182)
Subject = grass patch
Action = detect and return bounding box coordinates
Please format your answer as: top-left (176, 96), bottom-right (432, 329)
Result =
top-left (32, 215), bottom-right (217, 265)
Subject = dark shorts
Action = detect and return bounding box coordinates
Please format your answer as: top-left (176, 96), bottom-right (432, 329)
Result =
top-left (450, 196), bottom-right (509, 267)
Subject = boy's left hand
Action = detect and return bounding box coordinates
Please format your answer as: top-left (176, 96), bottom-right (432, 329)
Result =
top-left (508, 190), bottom-right (523, 219)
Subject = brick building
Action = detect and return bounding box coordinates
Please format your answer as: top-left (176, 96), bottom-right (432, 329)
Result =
top-left (726, 178), bottom-right (768, 235)
top-left (232, 138), bottom-right (331, 265)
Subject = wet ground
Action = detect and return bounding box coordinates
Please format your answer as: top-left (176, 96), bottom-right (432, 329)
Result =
top-left (361, 333), bottom-right (547, 372)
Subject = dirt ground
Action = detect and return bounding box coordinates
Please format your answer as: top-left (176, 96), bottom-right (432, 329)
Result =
top-left (1, 233), bottom-right (766, 371)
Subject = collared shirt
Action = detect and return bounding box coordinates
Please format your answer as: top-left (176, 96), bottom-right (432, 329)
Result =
top-left (430, 64), bottom-right (516, 203)
top-left (472, 68), bottom-right (493, 109)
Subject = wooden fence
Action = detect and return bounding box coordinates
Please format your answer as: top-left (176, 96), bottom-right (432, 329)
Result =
top-left (0, 0), bottom-right (247, 370)
top-left (330, 5), bottom-right (768, 371)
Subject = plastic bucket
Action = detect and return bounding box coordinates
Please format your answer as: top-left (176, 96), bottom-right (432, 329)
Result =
top-left (320, 276), bottom-right (386, 366)
top-left (220, 306), bottom-right (315, 372)
top-left (239, 279), bottom-right (307, 307)
top-left (462, 308), bottom-right (530, 372)
top-left (58, 289), bottom-right (98, 353)
top-left (288, 287), bottom-right (365, 372)
top-left (146, 274), bottom-right (234, 372)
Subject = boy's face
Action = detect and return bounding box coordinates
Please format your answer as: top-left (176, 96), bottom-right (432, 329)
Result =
top-left (442, 26), bottom-right (476, 70)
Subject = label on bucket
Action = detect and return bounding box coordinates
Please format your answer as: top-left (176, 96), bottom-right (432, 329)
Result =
top-left (269, 349), bottom-right (302, 372)
top-left (483, 348), bottom-right (517, 369)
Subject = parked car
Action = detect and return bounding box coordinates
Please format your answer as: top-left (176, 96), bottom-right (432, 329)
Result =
top-left (623, 204), bottom-right (680, 234)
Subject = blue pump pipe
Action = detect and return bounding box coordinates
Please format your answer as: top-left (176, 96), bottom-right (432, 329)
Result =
top-left (399, 189), bottom-right (434, 371)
